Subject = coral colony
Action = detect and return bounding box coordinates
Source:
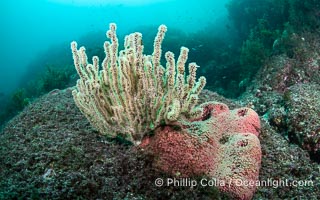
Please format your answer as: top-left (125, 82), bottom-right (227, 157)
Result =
top-left (71, 23), bottom-right (262, 200)
top-left (71, 23), bottom-right (206, 144)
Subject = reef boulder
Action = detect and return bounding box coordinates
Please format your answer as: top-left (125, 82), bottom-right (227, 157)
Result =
top-left (285, 83), bottom-right (320, 161)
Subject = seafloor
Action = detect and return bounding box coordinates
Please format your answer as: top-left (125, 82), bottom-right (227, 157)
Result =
top-left (0, 86), bottom-right (319, 199)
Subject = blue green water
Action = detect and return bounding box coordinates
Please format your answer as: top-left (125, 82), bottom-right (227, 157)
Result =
top-left (0, 0), bottom-right (229, 95)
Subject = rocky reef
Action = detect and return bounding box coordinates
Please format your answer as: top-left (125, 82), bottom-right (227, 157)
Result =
top-left (0, 88), bottom-right (319, 199)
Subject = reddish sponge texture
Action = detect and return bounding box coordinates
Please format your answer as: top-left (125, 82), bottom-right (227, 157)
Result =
top-left (140, 126), bottom-right (218, 176)
top-left (140, 101), bottom-right (261, 200)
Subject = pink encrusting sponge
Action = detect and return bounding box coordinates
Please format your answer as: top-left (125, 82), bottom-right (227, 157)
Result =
top-left (140, 101), bottom-right (261, 200)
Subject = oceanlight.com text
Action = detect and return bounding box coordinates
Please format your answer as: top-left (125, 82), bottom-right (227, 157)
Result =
top-left (154, 178), bottom-right (314, 189)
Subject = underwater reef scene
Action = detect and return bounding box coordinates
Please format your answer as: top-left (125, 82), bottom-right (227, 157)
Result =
top-left (0, 0), bottom-right (320, 199)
